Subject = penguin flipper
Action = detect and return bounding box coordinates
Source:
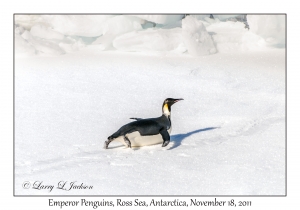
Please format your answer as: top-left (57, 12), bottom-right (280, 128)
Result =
top-left (160, 129), bottom-right (170, 147)
top-left (130, 118), bottom-right (143, 121)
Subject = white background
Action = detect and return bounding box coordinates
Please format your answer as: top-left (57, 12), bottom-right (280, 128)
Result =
top-left (1, 0), bottom-right (299, 209)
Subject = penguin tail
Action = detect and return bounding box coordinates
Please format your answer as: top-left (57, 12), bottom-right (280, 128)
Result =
top-left (130, 117), bottom-right (143, 121)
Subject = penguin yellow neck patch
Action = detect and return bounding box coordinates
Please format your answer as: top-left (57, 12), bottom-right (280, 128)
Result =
top-left (163, 104), bottom-right (170, 115)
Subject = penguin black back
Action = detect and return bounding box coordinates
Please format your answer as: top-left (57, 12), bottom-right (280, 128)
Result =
top-left (104, 98), bottom-right (183, 149)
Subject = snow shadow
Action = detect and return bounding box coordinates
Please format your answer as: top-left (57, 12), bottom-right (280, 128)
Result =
top-left (169, 127), bottom-right (219, 150)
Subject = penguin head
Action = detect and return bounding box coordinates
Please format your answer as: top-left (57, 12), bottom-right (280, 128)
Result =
top-left (162, 98), bottom-right (183, 115)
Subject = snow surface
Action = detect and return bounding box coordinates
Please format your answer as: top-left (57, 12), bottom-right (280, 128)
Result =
top-left (14, 15), bottom-right (285, 195)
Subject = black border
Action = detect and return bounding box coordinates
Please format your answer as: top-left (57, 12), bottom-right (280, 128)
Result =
top-left (13, 13), bottom-right (287, 197)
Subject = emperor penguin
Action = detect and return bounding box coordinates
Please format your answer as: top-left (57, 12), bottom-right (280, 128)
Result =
top-left (104, 98), bottom-right (183, 149)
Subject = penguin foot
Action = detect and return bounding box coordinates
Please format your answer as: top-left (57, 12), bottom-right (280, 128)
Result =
top-left (103, 141), bottom-right (108, 149)
top-left (104, 140), bottom-right (111, 149)
top-left (124, 136), bottom-right (131, 148)
top-left (162, 140), bottom-right (170, 147)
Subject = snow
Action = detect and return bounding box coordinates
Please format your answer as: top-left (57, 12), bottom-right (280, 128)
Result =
top-left (15, 15), bottom-right (286, 58)
top-left (206, 21), bottom-right (266, 53)
top-left (213, 15), bottom-right (241, 21)
top-left (92, 16), bottom-right (143, 50)
top-left (30, 24), bottom-right (65, 40)
top-left (132, 15), bottom-right (184, 25)
top-left (113, 28), bottom-right (186, 53)
top-left (14, 15), bottom-right (285, 196)
top-left (182, 16), bottom-right (216, 55)
top-left (40, 15), bottom-right (116, 37)
top-left (15, 33), bottom-right (36, 55)
top-left (21, 30), bottom-right (65, 55)
top-left (247, 15), bottom-right (285, 47)
top-left (15, 15), bottom-right (285, 57)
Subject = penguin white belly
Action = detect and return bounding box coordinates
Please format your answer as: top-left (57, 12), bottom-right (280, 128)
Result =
top-left (116, 127), bottom-right (172, 147)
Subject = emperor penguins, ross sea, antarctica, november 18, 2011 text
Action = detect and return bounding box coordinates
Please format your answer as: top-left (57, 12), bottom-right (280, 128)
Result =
top-left (104, 98), bottom-right (183, 149)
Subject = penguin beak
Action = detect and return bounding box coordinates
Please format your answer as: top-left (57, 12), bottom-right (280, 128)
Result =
top-left (173, 98), bottom-right (184, 103)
